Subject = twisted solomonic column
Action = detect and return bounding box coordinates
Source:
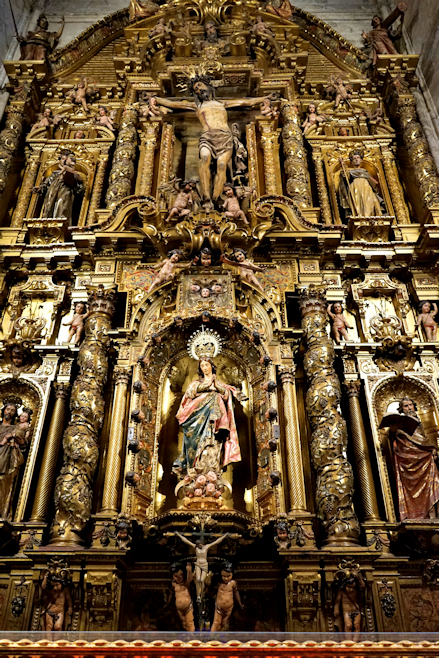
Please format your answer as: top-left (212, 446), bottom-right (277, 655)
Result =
top-left (50, 285), bottom-right (117, 547)
top-left (280, 101), bottom-right (312, 208)
top-left (299, 286), bottom-right (360, 545)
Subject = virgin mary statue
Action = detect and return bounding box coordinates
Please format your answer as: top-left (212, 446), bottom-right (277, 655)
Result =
top-left (172, 358), bottom-right (241, 475)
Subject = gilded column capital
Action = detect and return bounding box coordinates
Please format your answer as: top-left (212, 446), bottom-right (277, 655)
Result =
top-left (54, 382), bottom-right (71, 400)
top-left (113, 367), bottom-right (131, 386)
top-left (298, 285), bottom-right (327, 317)
top-left (278, 364), bottom-right (297, 383)
top-left (87, 284), bottom-right (117, 317)
top-left (343, 380), bottom-right (362, 398)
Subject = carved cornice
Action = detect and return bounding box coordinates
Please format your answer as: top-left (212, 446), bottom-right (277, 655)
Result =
top-left (47, 2), bottom-right (368, 80)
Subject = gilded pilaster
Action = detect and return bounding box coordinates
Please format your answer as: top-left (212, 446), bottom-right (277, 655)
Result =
top-left (281, 101), bottom-right (311, 207)
top-left (30, 382), bottom-right (71, 523)
top-left (311, 146), bottom-right (332, 224)
top-left (100, 366), bottom-right (131, 514)
top-left (50, 285), bottom-right (117, 546)
top-left (344, 381), bottom-right (381, 522)
top-left (380, 146), bottom-right (411, 225)
top-left (246, 122), bottom-right (259, 196)
top-left (87, 147), bottom-right (110, 223)
top-left (137, 121), bottom-right (161, 197)
top-left (279, 365), bottom-right (308, 514)
top-left (105, 106), bottom-right (138, 208)
top-left (258, 120), bottom-right (282, 195)
top-left (300, 286), bottom-right (360, 545)
top-left (157, 122), bottom-right (174, 209)
top-left (11, 149), bottom-right (41, 227)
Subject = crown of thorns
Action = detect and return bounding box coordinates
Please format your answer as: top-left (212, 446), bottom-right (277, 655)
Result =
top-left (187, 74), bottom-right (214, 97)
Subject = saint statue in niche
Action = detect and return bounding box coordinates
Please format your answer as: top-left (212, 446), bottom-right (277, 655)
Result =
top-left (172, 357), bottom-right (241, 476)
top-left (0, 401), bottom-right (33, 520)
top-left (33, 150), bottom-right (84, 225)
top-left (338, 150), bottom-right (383, 219)
top-left (381, 397), bottom-right (439, 521)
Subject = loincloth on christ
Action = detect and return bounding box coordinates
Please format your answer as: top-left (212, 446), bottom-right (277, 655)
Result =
top-left (199, 129), bottom-right (234, 160)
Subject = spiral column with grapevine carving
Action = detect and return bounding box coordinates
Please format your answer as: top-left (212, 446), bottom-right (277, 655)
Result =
top-left (391, 87), bottom-right (439, 209)
top-left (300, 286), bottom-right (360, 545)
top-left (105, 106), bottom-right (138, 208)
top-left (281, 101), bottom-right (311, 207)
top-left (50, 285), bottom-right (117, 547)
top-left (0, 108), bottom-right (26, 199)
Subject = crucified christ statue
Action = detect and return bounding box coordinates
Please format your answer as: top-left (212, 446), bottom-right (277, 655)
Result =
top-left (154, 76), bottom-right (276, 209)
top-left (175, 531), bottom-right (228, 604)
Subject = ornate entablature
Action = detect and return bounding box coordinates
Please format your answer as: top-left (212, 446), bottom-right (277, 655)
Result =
top-left (1, 0), bottom-right (439, 644)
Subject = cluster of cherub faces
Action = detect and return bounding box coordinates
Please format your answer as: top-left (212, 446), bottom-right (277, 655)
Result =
top-left (189, 280), bottom-right (224, 299)
top-left (182, 470), bottom-right (224, 499)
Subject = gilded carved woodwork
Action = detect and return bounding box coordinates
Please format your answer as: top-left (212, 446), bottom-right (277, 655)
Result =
top-left (300, 286), bottom-right (360, 545)
top-left (0, 108), bottom-right (27, 198)
top-left (50, 285), bottom-right (116, 546)
top-left (390, 85), bottom-right (439, 209)
top-left (0, 0), bottom-right (438, 640)
top-left (280, 101), bottom-right (312, 208)
top-left (343, 380), bottom-right (381, 522)
top-left (105, 106), bottom-right (138, 208)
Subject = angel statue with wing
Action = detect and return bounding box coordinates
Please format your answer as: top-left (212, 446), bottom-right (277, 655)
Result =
top-left (65, 77), bottom-right (99, 113)
top-left (159, 178), bottom-right (202, 222)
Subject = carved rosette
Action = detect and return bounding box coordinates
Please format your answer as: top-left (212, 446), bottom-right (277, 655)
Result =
top-left (300, 286), bottom-right (360, 544)
top-left (281, 102), bottom-right (311, 207)
top-left (50, 285), bottom-right (117, 546)
top-left (105, 106), bottom-right (138, 208)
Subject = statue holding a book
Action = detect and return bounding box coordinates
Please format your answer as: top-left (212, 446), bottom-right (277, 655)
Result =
top-left (380, 397), bottom-right (439, 520)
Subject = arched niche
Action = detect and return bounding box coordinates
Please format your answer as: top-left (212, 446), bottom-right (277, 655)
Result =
top-left (0, 377), bottom-right (45, 522)
top-left (154, 347), bottom-right (256, 515)
top-left (123, 313), bottom-right (275, 522)
top-left (370, 375), bottom-right (439, 522)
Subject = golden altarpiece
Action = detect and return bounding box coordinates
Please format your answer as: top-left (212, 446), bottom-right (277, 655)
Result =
top-left (0, 0), bottom-right (439, 650)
